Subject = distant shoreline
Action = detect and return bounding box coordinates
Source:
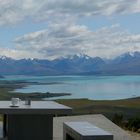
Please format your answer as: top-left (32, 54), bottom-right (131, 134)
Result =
top-left (0, 79), bottom-right (140, 100)
top-left (0, 80), bottom-right (71, 100)
top-left (2, 75), bottom-right (140, 100)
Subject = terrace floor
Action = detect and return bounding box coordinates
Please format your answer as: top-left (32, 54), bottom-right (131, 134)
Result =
top-left (0, 114), bottom-right (136, 140)
top-left (53, 114), bottom-right (136, 140)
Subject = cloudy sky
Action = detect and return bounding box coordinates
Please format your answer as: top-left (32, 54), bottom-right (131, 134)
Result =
top-left (0, 0), bottom-right (140, 59)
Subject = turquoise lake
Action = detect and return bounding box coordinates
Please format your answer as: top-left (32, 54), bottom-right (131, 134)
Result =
top-left (2, 75), bottom-right (140, 100)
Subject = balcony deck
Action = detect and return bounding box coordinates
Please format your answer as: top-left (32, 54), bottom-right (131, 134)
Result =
top-left (53, 114), bottom-right (135, 140)
top-left (0, 114), bottom-right (136, 140)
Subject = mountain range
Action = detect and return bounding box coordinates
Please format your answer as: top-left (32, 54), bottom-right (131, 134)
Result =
top-left (0, 52), bottom-right (140, 76)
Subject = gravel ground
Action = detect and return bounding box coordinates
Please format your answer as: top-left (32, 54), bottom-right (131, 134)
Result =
top-left (127, 131), bottom-right (140, 140)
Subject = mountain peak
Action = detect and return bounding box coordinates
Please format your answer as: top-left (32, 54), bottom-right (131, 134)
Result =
top-left (118, 51), bottom-right (140, 59)
top-left (60, 53), bottom-right (92, 60)
top-left (0, 56), bottom-right (12, 60)
top-left (75, 53), bottom-right (91, 59)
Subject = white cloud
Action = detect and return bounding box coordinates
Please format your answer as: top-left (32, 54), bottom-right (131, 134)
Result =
top-left (14, 23), bottom-right (89, 59)
top-left (0, 47), bottom-right (45, 59)
top-left (0, 0), bottom-right (140, 59)
top-left (5, 23), bottom-right (138, 59)
top-left (0, 0), bottom-right (140, 25)
top-left (0, 0), bottom-right (46, 25)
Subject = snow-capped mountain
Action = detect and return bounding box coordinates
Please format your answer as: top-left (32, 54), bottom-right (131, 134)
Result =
top-left (66, 54), bottom-right (92, 60)
top-left (112, 51), bottom-right (140, 64)
top-left (57, 54), bottom-right (92, 61)
top-left (0, 52), bottom-right (140, 75)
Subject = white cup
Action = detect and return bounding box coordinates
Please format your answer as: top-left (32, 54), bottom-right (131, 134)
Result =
top-left (11, 98), bottom-right (21, 106)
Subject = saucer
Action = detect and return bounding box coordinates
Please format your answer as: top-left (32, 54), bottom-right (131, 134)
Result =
top-left (9, 105), bottom-right (19, 107)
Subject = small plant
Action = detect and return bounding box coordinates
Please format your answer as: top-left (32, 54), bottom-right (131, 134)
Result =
top-left (112, 113), bottom-right (124, 126)
top-left (126, 118), bottom-right (140, 132)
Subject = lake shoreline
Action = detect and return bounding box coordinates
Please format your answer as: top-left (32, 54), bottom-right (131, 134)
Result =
top-left (0, 80), bottom-right (71, 100)
top-left (5, 75), bottom-right (140, 100)
top-left (0, 78), bottom-right (140, 100)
